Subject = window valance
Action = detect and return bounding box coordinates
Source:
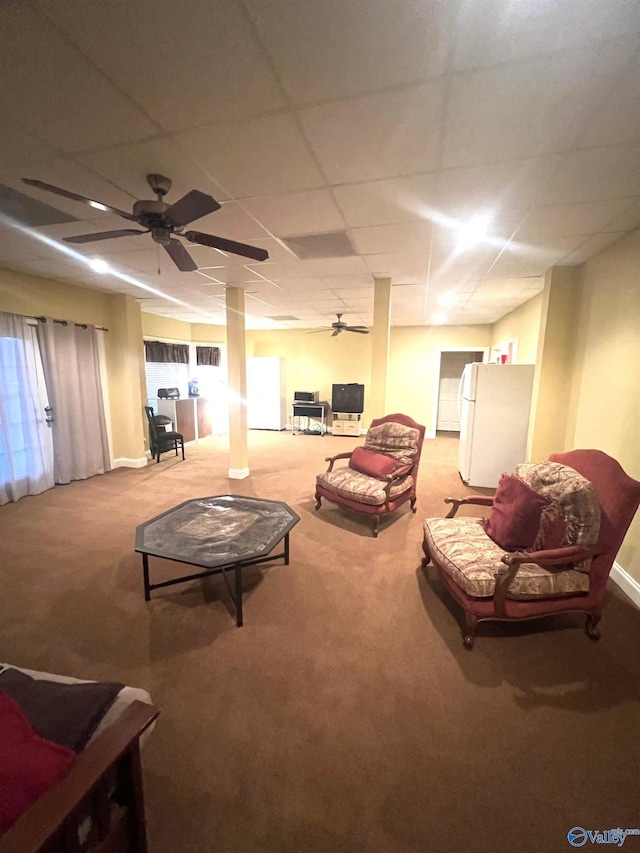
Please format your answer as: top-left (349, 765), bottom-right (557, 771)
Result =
top-left (144, 341), bottom-right (189, 364)
top-left (196, 346), bottom-right (220, 367)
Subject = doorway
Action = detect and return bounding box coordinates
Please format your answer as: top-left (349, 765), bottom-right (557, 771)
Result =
top-left (434, 349), bottom-right (486, 434)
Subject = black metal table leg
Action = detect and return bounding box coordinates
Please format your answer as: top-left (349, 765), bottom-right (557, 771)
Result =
top-left (235, 563), bottom-right (243, 627)
top-left (142, 554), bottom-right (150, 602)
top-left (284, 532), bottom-right (290, 565)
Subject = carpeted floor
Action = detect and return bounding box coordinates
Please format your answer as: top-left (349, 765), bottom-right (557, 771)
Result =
top-left (1, 431), bottom-right (639, 853)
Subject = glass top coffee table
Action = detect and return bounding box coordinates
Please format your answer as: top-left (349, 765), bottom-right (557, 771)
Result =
top-left (134, 495), bottom-right (300, 627)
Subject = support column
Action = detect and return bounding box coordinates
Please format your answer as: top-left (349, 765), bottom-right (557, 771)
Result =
top-left (226, 287), bottom-right (249, 479)
top-left (369, 276), bottom-right (391, 421)
top-left (528, 266), bottom-right (582, 461)
top-left (105, 293), bottom-right (147, 466)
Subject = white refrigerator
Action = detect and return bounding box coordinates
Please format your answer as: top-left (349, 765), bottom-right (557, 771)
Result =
top-left (458, 363), bottom-right (535, 488)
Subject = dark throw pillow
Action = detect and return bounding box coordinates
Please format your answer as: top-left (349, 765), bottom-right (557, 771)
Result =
top-left (0, 690), bottom-right (76, 835)
top-left (348, 446), bottom-right (398, 479)
top-left (0, 669), bottom-right (125, 753)
top-left (482, 474), bottom-right (549, 551)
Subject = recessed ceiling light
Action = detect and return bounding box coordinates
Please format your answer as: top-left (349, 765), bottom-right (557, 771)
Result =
top-left (456, 215), bottom-right (490, 250)
top-left (439, 292), bottom-right (456, 307)
top-left (89, 257), bottom-right (109, 274)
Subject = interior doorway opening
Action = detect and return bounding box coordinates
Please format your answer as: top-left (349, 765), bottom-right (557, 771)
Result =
top-left (433, 349), bottom-right (487, 436)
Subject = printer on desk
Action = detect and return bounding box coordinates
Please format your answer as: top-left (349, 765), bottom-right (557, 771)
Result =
top-left (157, 387), bottom-right (180, 400)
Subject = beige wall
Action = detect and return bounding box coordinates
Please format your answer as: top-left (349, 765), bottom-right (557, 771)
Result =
top-left (247, 327), bottom-right (373, 423)
top-left (388, 325), bottom-right (492, 433)
top-left (490, 293), bottom-right (543, 364)
top-left (529, 267), bottom-right (583, 462)
top-left (565, 231), bottom-right (640, 580)
top-left (141, 312), bottom-right (227, 345)
top-left (247, 324), bottom-right (492, 432)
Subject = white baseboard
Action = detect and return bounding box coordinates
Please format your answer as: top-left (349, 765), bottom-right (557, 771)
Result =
top-left (112, 456), bottom-right (148, 469)
top-left (610, 561), bottom-right (640, 609)
top-left (228, 467), bottom-right (250, 479)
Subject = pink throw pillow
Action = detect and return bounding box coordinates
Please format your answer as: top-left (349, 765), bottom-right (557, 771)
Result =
top-left (482, 474), bottom-right (549, 551)
top-left (0, 691), bottom-right (76, 835)
top-left (349, 446), bottom-right (398, 479)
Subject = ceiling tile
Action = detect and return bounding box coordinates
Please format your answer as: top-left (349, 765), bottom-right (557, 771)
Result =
top-left (544, 143), bottom-right (640, 205)
top-left (37, 0), bottom-right (286, 130)
top-left (363, 252), bottom-right (431, 278)
top-left (299, 82), bottom-right (445, 184)
top-left (333, 173), bottom-right (439, 228)
top-left (176, 113), bottom-right (325, 198)
top-left (241, 189), bottom-right (346, 236)
top-left (443, 38), bottom-right (638, 169)
top-left (453, 0), bottom-right (640, 71)
top-left (246, 256), bottom-right (368, 279)
top-left (0, 5), bottom-right (157, 153)
top-left (435, 156), bottom-right (561, 215)
top-left (559, 231), bottom-right (628, 264)
top-left (350, 221), bottom-right (432, 255)
top-left (244, 0), bottom-right (454, 104)
top-left (514, 198), bottom-right (638, 239)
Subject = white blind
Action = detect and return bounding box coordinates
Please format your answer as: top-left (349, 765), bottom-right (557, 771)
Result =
top-left (145, 362), bottom-right (190, 413)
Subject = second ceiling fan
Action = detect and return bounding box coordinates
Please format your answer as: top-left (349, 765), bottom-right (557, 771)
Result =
top-left (22, 173), bottom-right (269, 272)
top-left (310, 314), bottom-right (369, 337)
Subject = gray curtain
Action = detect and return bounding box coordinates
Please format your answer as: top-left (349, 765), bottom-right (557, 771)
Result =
top-left (37, 319), bottom-right (111, 485)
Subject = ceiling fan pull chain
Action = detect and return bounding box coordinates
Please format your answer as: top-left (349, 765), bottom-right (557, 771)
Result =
top-left (157, 243), bottom-right (161, 275)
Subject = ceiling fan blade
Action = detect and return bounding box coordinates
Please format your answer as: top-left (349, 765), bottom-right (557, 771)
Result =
top-left (63, 229), bottom-right (147, 244)
top-left (306, 328), bottom-right (332, 334)
top-left (331, 328), bottom-right (341, 337)
top-left (164, 189), bottom-right (221, 228)
top-left (185, 230), bottom-right (269, 262)
top-left (22, 178), bottom-right (137, 221)
top-left (164, 238), bottom-right (198, 272)
top-left (345, 327), bottom-right (370, 334)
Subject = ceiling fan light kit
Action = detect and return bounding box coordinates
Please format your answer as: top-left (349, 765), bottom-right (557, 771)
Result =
top-left (21, 174), bottom-right (269, 272)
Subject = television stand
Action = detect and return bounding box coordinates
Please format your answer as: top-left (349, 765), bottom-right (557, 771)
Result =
top-left (332, 412), bottom-right (361, 436)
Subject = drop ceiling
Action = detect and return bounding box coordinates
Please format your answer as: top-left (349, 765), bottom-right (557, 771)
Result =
top-left (0, 0), bottom-right (638, 330)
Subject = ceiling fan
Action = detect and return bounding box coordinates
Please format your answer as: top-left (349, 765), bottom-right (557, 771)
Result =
top-left (310, 314), bottom-right (369, 337)
top-left (21, 174), bottom-right (269, 271)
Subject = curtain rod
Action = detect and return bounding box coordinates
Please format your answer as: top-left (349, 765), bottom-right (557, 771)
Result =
top-left (33, 315), bottom-right (108, 332)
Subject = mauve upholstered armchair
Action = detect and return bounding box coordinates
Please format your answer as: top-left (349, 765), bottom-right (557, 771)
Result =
top-left (422, 449), bottom-right (640, 649)
top-left (315, 413), bottom-right (426, 537)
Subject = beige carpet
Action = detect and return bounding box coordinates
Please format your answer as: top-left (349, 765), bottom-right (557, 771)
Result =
top-left (1, 431), bottom-right (639, 853)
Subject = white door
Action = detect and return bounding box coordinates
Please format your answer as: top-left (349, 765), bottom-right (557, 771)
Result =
top-left (437, 351), bottom-right (483, 431)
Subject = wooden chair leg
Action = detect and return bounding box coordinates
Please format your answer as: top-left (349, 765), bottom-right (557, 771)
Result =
top-left (585, 611), bottom-right (602, 641)
top-left (463, 612), bottom-right (478, 650)
top-left (371, 515), bottom-right (380, 537)
top-left (315, 495), bottom-right (322, 510)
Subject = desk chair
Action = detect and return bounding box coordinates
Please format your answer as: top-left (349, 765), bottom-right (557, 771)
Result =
top-left (144, 406), bottom-right (185, 464)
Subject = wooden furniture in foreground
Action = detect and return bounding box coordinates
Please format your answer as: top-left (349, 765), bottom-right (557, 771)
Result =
top-left (422, 449), bottom-right (640, 649)
top-left (315, 413), bottom-right (426, 537)
top-left (0, 700), bottom-right (159, 853)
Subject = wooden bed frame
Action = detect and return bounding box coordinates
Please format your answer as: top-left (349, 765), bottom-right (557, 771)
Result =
top-left (0, 700), bottom-right (159, 853)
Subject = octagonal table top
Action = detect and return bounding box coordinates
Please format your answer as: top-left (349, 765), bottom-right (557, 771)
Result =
top-left (135, 495), bottom-right (300, 569)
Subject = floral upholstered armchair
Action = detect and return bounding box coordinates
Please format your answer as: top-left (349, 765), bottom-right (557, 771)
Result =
top-left (315, 413), bottom-right (425, 537)
top-left (422, 449), bottom-right (640, 649)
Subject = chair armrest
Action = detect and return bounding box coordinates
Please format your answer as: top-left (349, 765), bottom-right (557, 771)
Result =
top-left (492, 545), bottom-right (599, 616)
top-left (324, 452), bottom-right (353, 472)
top-left (0, 700), bottom-right (159, 853)
top-left (444, 495), bottom-right (494, 518)
top-left (386, 463), bottom-right (413, 480)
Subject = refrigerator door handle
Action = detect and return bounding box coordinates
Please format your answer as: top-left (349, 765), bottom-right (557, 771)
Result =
top-left (457, 369), bottom-right (466, 423)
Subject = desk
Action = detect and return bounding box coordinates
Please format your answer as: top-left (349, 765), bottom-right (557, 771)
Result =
top-left (135, 495), bottom-right (300, 627)
top-left (292, 401), bottom-right (330, 434)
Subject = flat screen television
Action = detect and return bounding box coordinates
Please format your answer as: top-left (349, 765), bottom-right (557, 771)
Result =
top-left (331, 383), bottom-right (364, 414)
